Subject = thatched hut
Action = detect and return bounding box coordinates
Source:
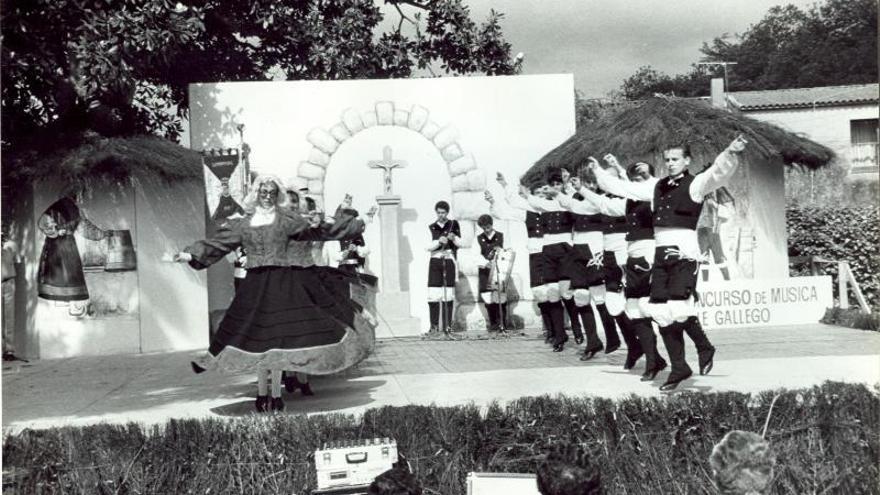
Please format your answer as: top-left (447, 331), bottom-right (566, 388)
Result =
top-left (2, 134), bottom-right (210, 359)
top-left (523, 96), bottom-right (835, 281)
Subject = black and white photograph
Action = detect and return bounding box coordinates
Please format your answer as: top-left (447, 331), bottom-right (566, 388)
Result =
top-left (2, 1), bottom-right (878, 493)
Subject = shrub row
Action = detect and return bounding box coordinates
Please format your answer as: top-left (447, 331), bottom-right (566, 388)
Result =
top-left (787, 205), bottom-right (880, 309)
top-left (3, 382), bottom-right (878, 494)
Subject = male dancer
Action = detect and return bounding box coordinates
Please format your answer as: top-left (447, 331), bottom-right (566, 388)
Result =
top-left (594, 135), bottom-right (748, 390)
top-left (523, 169), bottom-right (576, 352)
top-left (555, 170), bottom-right (606, 360)
top-left (476, 214), bottom-right (507, 332)
top-left (427, 201), bottom-right (461, 334)
top-left (488, 175), bottom-right (554, 343)
top-left (574, 159), bottom-right (667, 379)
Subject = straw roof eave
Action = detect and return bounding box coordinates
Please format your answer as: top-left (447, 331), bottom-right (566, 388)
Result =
top-left (3, 134), bottom-right (203, 189)
top-left (523, 97), bottom-right (835, 188)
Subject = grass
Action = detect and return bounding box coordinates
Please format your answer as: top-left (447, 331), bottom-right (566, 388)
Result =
top-left (3, 381), bottom-right (878, 494)
top-left (822, 307), bottom-right (880, 332)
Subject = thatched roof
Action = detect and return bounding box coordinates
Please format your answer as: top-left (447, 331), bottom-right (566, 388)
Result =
top-left (4, 134), bottom-right (202, 187)
top-left (523, 96), bottom-right (835, 188)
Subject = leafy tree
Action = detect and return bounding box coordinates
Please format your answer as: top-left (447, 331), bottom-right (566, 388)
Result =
top-left (1, 0), bottom-right (517, 148)
top-left (620, 0), bottom-right (878, 98)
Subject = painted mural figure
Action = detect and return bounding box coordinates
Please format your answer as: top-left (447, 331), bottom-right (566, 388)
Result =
top-left (176, 175), bottom-right (376, 412)
top-left (697, 182), bottom-right (736, 281)
top-left (37, 197), bottom-right (109, 315)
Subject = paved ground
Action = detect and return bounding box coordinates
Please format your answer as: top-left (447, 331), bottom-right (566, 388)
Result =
top-left (2, 324), bottom-right (879, 433)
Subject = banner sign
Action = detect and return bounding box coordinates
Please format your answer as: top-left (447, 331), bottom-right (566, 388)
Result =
top-left (696, 276), bottom-right (832, 329)
top-left (202, 148), bottom-right (248, 228)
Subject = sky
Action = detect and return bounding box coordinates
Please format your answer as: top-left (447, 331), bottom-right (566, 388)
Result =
top-left (385, 0), bottom-right (821, 98)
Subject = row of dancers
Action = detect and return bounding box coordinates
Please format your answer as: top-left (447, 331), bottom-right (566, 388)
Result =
top-left (429, 136), bottom-right (748, 391)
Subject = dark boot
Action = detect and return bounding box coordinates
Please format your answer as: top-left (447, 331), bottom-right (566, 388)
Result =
top-left (596, 303), bottom-right (620, 353)
top-left (549, 301), bottom-right (567, 351)
top-left (499, 303), bottom-right (508, 331)
top-left (578, 304), bottom-right (603, 359)
top-left (720, 266), bottom-right (731, 281)
top-left (255, 395), bottom-right (269, 413)
top-left (659, 323), bottom-right (692, 391)
top-left (299, 381), bottom-right (314, 396)
top-left (616, 313), bottom-right (643, 370)
top-left (270, 396), bottom-right (285, 411)
top-left (428, 302), bottom-right (440, 332)
top-left (682, 316), bottom-right (715, 375)
top-left (442, 301), bottom-right (454, 332)
top-left (562, 297), bottom-right (583, 343)
top-left (538, 302), bottom-right (553, 344)
top-left (632, 318), bottom-right (666, 380)
top-left (486, 303), bottom-right (499, 331)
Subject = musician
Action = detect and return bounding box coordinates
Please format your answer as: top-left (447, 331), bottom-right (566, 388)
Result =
top-left (594, 136), bottom-right (747, 390)
top-left (488, 175), bottom-right (554, 343)
top-left (426, 201), bottom-right (461, 333)
top-left (335, 195), bottom-right (377, 275)
top-left (476, 214), bottom-right (507, 331)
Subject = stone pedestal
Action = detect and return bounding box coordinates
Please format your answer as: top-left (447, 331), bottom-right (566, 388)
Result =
top-left (375, 195), bottom-right (421, 337)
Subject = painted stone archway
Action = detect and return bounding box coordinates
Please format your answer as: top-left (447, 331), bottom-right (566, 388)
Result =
top-left (292, 100), bottom-right (495, 329)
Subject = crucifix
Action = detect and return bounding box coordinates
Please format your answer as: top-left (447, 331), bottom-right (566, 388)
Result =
top-left (368, 146), bottom-right (407, 195)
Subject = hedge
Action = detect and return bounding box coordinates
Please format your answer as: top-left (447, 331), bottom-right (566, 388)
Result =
top-left (787, 205), bottom-right (880, 309)
top-left (3, 382), bottom-right (878, 494)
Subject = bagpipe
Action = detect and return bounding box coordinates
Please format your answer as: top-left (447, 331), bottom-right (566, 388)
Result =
top-left (487, 247), bottom-right (516, 294)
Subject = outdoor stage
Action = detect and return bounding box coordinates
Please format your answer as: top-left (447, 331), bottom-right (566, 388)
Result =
top-left (2, 323), bottom-right (878, 433)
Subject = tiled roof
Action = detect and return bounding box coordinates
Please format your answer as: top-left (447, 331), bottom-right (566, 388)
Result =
top-left (727, 84), bottom-right (879, 111)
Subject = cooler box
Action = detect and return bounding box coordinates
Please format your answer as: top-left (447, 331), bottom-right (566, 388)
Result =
top-left (314, 438), bottom-right (398, 493)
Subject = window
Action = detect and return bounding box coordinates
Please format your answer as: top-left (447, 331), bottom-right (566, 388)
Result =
top-left (850, 119), bottom-right (879, 175)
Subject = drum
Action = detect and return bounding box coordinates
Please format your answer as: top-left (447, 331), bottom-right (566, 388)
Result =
top-left (104, 230), bottom-right (137, 272)
top-left (487, 248), bottom-right (516, 292)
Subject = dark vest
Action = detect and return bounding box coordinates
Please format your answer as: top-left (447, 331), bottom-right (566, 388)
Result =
top-left (429, 219), bottom-right (461, 258)
top-left (572, 213), bottom-right (605, 232)
top-left (625, 199), bottom-right (654, 241)
top-left (477, 231), bottom-right (504, 261)
top-left (542, 211), bottom-right (573, 235)
top-left (653, 172), bottom-right (703, 229)
top-left (525, 210), bottom-right (544, 238)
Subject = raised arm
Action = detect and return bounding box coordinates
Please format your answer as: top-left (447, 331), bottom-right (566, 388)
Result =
top-left (579, 188), bottom-right (626, 217)
top-left (595, 166), bottom-right (655, 201)
top-left (181, 220), bottom-right (244, 270)
top-left (287, 209), bottom-right (365, 242)
top-left (690, 136), bottom-right (748, 202)
top-left (557, 191), bottom-right (600, 215)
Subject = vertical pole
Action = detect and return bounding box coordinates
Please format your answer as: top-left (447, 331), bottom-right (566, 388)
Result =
top-left (838, 261), bottom-right (849, 309)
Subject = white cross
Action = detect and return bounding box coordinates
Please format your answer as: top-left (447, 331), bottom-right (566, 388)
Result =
top-left (368, 146), bottom-right (407, 195)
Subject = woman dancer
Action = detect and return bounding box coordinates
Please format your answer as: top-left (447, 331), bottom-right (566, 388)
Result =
top-left (175, 175), bottom-right (375, 411)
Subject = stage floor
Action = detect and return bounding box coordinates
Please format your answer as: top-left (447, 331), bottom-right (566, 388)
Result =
top-left (3, 324), bottom-right (879, 432)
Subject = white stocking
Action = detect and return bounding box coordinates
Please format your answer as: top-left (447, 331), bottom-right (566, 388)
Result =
top-left (257, 369), bottom-right (269, 396)
top-left (270, 369), bottom-right (283, 398)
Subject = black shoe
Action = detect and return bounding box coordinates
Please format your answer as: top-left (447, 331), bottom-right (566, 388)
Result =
top-left (575, 336), bottom-right (584, 345)
top-left (283, 373), bottom-right (298, 393)
top-left (604, 341), bottom-right (620, 354)
top-left (640, 359), bottom-right (667, 381)
top-left (270, 397), bottom-right (285, 411)
top-left (699, 348), bottom-right (715, 375)
top-left (580, 344), bottom-right (603, 361)
top-left (255, 395), bottom-right (269, 412)
top-left (624, 349), bottom-right (644, 370)
top-left (429, 325), bottom-right (440, 333)
top-left (191, 361), bottom-right (206, 374)
top-left (660, 369), bottom-right (693, 391)
top-left (553, 342), bottom-right (565, 352)
top-left (299, 382), bottom-right (314, 396)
